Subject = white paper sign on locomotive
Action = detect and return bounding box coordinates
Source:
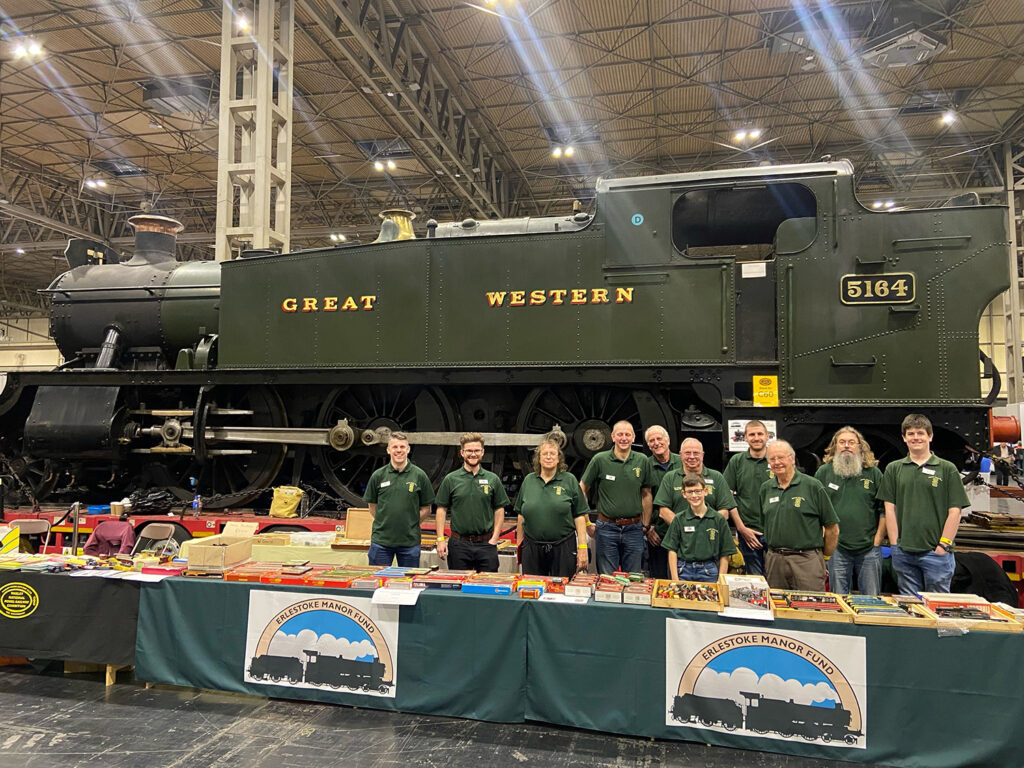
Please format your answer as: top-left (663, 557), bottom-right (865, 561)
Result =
top-left (665, 619), bottom-right (866, 749)
top-left (244, 590), bottom-right (399, 698)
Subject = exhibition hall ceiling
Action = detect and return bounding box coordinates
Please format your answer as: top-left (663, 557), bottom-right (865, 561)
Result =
top-left (1, 0), bottom-right (1022, 301)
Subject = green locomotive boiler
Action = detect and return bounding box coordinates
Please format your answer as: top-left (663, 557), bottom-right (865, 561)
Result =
top-left (0, 159), bottom-right (1013, 507)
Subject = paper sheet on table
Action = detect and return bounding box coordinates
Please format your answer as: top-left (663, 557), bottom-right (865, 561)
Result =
top-left (118, 571), bottom-right (175, 581)
top-left (372, 587), bottom-right (422, 605)
top-left (538, 593), bottom-right (590, 604)
top-left (721, 606), bottom-right (775, 622)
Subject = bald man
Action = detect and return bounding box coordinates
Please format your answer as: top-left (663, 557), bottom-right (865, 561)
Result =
top-left (581, 420), bottom-right (653, 574)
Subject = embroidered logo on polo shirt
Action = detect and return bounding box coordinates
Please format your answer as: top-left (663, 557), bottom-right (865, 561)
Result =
top-left (862, 479), bottom-right (871, 489)
top-left (708, 529), bottom-right (717, 540)
top-left (931, 477), bottom-right (940, 488)
top-left (634, 467), bottom-right (642, 478)
top-left (407, 482), bottom-right (416, 492)
top-left (793, 497), bottom-right (804, 508)
top-left (555, 487), bottom-right (563, 495)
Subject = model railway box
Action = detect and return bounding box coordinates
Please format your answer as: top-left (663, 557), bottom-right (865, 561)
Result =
top-left (623, 581), bottom-right (653, 605)
top-left (342, 508), bottom-right (373, 540)
top-left (651, 579), bottom-right (725, 612)
top-left (225, 562), bottom-right (281, 582)
top-left (462, 573), bottom-right (516, 595)
top-left (844, 595), bottom-right (938, 628)
top-left (770, 590), bottom-right (855, 623)
top-left (920, 592), bottom-right (1023, 633)
top-left (594, 583), bottom-right (623, 603)
top-left (720, 574), bottom-right (773, 615)
top-left (565, 575), bottom-right (596, 597)
top-left (250, 543), bottom-right (365, 566)
top-left (180, 522), bottom-right (259, 572)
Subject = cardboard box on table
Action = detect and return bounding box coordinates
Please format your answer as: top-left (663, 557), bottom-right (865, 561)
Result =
top-left (180, 522), bottom-right (260, 572)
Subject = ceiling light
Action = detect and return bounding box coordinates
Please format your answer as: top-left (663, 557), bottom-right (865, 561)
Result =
top-left (15, 248), bottom-right (25, 255)
top-left (804, 54), bottom-right (815, 62)
top-left (386, 159), bottom-right (396, 170)
top-left (941, 110), bottom-right (956, 125)
top-left (455, 172), bottom-right (461, 178)
top-left (563, 146), bottom-right (575, 157)
top-left (748, 129), bottom-right (762, 140)
top-left (330, 234), bottom-right (338, 241)
top-left (95, 179), bottom-right (107, 188)
top-left (374, 161), bottom-right (384, 172)
top-left (385, 91), bottom-right (395, 97)
top-left (872, 200), bottom-right (884, 209)
top-left (884, 200), bottom-right (895, 209)
top-left (27, 42), bottom-right (42, 56)
top-left (733, 131), bottom-right (747, 142)
top-left (338, 234), bottom-right (346, 242)
top-left (85, 179), bottom-right (97, 189)
top-left (237, 16), bottom-right (249, 31)
top-left (551, 147), bottom-right (563, 158)
top-left (13, 44), bottom-right (27, 58)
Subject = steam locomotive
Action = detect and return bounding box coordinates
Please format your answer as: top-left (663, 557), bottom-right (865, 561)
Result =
top-left (0, 159), bottom-right (1013, 507)
top-left (671, 691), bottom-right (860, 744)
top-left (247, 651), bottom-right (390, 693)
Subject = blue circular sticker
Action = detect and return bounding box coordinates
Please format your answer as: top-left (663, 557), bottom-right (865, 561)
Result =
top-left (631, 213), bottom-right (644, 226)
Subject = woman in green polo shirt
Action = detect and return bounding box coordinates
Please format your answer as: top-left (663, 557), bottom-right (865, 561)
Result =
top-left (514, 438), bottom-right (589, 577)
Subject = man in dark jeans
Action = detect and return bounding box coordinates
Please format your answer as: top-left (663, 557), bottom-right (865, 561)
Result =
top-left (435, 432), bottom-right (510, 571)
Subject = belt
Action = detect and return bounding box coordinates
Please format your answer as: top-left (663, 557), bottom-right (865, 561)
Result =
top-left (451, 531), bottom-right (492, 543)
top-left (769, 547), bottom-right (820, 555)
top-left (597, 514), bottom-right (642, 525)
top-left (679, 559), bottom-right (715, 567)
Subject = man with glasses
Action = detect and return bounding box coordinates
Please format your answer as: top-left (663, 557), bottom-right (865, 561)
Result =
top-left (435, 432), bottom-right (510, 572)
top-left (760, 440), bottom-right (839, 590)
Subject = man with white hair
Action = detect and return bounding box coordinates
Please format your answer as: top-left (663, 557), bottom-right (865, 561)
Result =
top-left (642, 425), bottom-right (681, 579)
top-left (814, 427), bottom-right (885, 595)
top-left (760, 440), bottom-right (839, 591)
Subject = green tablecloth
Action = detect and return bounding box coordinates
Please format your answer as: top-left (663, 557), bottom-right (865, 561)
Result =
top-left (135, 580), bottom-right (1024, 767)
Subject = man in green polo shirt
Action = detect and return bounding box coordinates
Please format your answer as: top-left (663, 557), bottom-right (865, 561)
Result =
top-left (815, 426), bottom-right (885, 595)
top-left (662, 474), bottom-right (737, 582)
top-left (363, 432), bottom-right (435, 567)
top-left (723, 420), bottom-right (773, 576)
top-left (878, 413), bottom-right (970, 594)
top-left (643, 425), bottom-right (681, 579)
top-left (761, 440), bottom-right (839, 590)
top-left (580, 420), bottom-right (653, 574)
top-left (654, 437), bottom-right (736, 536)
top-left (435, 432), bottom-right (510, 572)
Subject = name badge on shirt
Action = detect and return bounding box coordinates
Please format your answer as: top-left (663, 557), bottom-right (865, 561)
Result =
top-left (380, 481), bottom-right (391, 488)
top-left (605, 474), bottom-right (616, 481)
top-left (684, 525), bottom-right (696, 533)
top-left (921, 468), bottom-right (936, 476)
top-left (478, 478), bottom-right (489, 484)
top-left (828, 482), bottom-right (840, 490)
top-left (706, 478), bottom-right (715, 484)
top-left (769, 496), bottom-right (780, 503)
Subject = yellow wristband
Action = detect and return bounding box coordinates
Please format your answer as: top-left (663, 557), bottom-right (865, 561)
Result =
top-left (436, 536), bottom-right (446, 542)
top-left (939, 537), bottom-right (952, 545)
top-left (577, 545), bottom-right (588, 550)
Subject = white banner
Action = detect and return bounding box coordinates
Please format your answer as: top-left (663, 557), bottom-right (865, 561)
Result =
top-left (243, 590), bottom-right (400, 698)
top-left (665, 619), bottom-right (866, 749)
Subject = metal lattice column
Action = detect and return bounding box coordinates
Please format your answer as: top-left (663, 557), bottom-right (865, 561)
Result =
top-left (215, 0), bottom-right (294, 261)
top-left (1002, 142), bottom-right (1024, 404)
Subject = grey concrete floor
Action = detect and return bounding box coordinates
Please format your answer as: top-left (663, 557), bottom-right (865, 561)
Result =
top-left (0, 666), bottom-right (882, 768)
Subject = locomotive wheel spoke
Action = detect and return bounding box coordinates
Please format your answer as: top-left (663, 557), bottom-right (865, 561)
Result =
top-left (313, 385), bottom-right (459, 506)
top-left (515, 386), bottom-right (675, 477)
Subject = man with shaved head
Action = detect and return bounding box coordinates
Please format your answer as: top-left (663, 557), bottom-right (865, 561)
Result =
top-left (581, 420), bottom-right (653, 574)
top-left (642, 425), bottom-right (682, 579)
top-left (760, 439), bottom-right (839, 591)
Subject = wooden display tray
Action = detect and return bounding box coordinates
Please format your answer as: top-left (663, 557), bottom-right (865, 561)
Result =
top-left (650, 579), bottom-right (725, 612)
top-left (770, 590), bottom-right (855, 623)
top-left (844, 596), bottom-right (939, 628)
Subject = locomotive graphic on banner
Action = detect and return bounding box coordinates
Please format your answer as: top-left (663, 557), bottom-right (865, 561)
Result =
top-left (243, 591), bottom-right (398, 698)
top-left (665, 621), bottom-right (866, 748)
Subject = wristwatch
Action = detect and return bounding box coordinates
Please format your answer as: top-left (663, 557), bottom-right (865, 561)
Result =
top-left (642, 524), bottom-right (651, 532)
top-left (937, 541), bottom-right (952, 552)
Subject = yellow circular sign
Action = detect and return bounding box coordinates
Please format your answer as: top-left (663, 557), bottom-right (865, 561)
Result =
top-left (0, 582), bottom-right (40, 619)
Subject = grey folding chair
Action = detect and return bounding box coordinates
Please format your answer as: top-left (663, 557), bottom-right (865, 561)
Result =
top-left (9, 518), bottom-right (51, 552)
top-left (130, 522), bottom-right (177, 557)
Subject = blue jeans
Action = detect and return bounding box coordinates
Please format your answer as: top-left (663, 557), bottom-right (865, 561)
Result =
top-left (367, 542), bottom-right (421, 567)
top-left (827, 546), bottom-right (882, 595)
top-left (678, 560), bottom-right (719, 583)
top-left (595, 520), bottom-right (643, 574)
top-left (890, 546), bottom-right (955, 595)
top-left (737, 533), bottom-right (766, 576)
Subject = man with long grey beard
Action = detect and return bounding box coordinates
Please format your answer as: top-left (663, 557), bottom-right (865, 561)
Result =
top-left (814, 427), bottom-right (885, 594)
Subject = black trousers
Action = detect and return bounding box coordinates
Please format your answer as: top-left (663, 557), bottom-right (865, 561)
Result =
top-left (521, 532), bottom-right (577, 577)
top-left (647, 539), bottom-right (670, 580)
top-left (448, 536), bottom-right (499, 572)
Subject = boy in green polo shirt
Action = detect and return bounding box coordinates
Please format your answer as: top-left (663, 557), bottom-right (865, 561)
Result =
top-left (878, 413), bottom-right (970, 594)
top-left (661, 474), bottom-right (737, 582)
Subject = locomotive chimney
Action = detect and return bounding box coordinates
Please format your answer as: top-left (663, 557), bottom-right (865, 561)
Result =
top-left (374, 209), bottom-right (416, 243)
top-left (125, 214), bottom-right (184, 266)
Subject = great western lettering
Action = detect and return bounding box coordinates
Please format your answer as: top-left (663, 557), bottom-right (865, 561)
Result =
top-left (485, 287), bottom-right (634, 307)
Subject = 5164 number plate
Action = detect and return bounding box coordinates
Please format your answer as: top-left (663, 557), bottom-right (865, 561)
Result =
top-left (840, 273), bottom-right (915, 304)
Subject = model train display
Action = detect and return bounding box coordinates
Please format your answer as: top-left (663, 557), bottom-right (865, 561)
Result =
top-left (0, 159), bottom-right (1015, 508)
top-left (671, 691), bottom-right (860, 743)
top-left (247, 651), bottom-right (391, 692)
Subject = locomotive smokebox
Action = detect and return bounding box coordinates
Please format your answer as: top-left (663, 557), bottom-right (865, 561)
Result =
top-left (46, 213), bottom-right (221, 370)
